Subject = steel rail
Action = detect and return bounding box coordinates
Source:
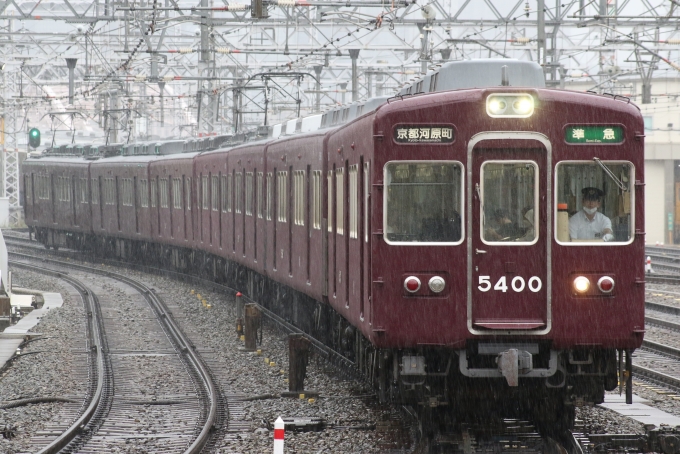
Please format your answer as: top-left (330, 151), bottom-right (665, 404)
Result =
top-left (8, 252), bottom-right (218, 453)
top-left (9, 261), bottom-right (107, 454)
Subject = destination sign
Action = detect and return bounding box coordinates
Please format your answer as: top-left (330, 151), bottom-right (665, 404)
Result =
top-left (565, 125), bottom-right (624, 144)
top-left (393, 125), bottom-right (455, 144)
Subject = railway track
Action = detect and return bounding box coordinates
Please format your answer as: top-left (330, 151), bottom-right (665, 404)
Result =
top-left (2, 234), bottom-right (640, 454)
top-left (8, 252), bottom-right (222, 453)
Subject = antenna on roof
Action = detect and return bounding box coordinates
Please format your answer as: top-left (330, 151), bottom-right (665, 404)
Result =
top-left (501, 65), bottom-right (510, 86)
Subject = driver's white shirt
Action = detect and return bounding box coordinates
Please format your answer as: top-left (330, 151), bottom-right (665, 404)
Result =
top-left (569, 210), bottom-right (612, 240)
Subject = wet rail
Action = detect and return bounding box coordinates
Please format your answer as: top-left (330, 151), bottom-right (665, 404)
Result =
top-left (8, 252), bottom-right (220, 453)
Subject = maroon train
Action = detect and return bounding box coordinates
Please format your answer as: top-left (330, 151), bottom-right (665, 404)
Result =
top-left (22, 60), bottom-right (645, 431)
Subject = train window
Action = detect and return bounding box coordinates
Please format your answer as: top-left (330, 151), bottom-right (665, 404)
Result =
top-left (227, 174), bottom-right (232, 212)
top-left (201, 176), bottom-right (209, 210)
top-left (80, 178), bottom-right (88, 204)
top-left (91, 178), bottom-right (99, 204)
top-left (246, 172), bottom-right (254, 216)
top-left (481, 162), bottom-right (537, 244)
top-left (364, 162), bottom-right (370, 242)
top-left (266, 173), bottom-right (273, 221)
top-left (221, 176), bottom-right (228, 212)
top-left (327, 170), bottom-right (333, 232)
top-left (277, 171), bottom-right (287, 222)
top-left (212, 176), bottom-right (219, 211)
top-left (293, 170), bottom-right (304, 226)
top-left (151, 179), bottom-right (157, 208)
top-left (235, 172), bottom-right (243, 214)
top-left (123, 179), bottom-right (133, 206)
top-left (140, 179), bottom-right (148, 207)
top-left (349, 165), bottom-right (358, 238)
top-left (105, 178), bottom-right (115, 205)
top-left (555, 161), bottom-right (633, 244)
top-left (312, 170), bottom-right (321, 229)
top-left (257, 172), bottom-right (264, 219)
top-left (336, 168), bottom-right (344, 235)
top-left (185, 177), bottom-right (191, 211)
top-left (173, 178), bottom-right (182, 209)
top-left (384, 161), bottom-right (463, 244)
top-left (159, 179), bottom-right (169, 208)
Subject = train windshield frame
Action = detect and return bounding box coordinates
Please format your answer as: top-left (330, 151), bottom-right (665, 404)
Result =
top-left (555, 160), bottom-right (635, 246)
top-left (480, 160), bottom-right (539, 245)
top-left (383, 160), bottom-right (464, 245)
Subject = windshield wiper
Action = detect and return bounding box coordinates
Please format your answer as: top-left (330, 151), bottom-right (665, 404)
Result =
top-left (593, 157), bottom-right (628, 191)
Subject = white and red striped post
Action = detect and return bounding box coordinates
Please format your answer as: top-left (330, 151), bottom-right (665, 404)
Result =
top-left (646, 256), bottom-right (653, 274)
top-left (273, 417), bottom-right (285, 454)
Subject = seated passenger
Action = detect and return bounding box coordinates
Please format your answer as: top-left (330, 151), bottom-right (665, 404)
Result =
top-left (569, 187), bottom-right (614, 241)
top-left (517, 208), bottom-right (535, 242)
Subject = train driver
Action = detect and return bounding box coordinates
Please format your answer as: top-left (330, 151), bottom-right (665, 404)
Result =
top-left (569, 187), bottom-right (614, 241)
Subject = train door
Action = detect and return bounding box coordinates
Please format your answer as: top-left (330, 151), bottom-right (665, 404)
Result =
top-left (468, 133), bottom-right (551, 334)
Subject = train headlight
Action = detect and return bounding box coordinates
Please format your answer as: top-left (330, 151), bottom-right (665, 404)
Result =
top-left (404, 276), bottom-right (421, 293)
top-left (597, 276), bottom-right (615, 294)
top-left (428, 276), bottom-right (445, 293)
top-left (486, 94), bottom-right (534, 118)
top-left (573, 276), bottom-right (590, 294)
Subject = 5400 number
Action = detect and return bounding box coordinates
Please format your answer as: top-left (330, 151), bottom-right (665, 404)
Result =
top-left (478, 276), bottom-right (542, 293)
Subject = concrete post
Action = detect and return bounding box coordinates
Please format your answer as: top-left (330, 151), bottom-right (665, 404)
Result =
top-left (288, 334), bottom-right (310, 392)
top-left (348, 49), bottom-right (360, 102)
top-left (244, 303), bottom-right (261, 351)
top-left (65, 58), bottom-right (77, 105)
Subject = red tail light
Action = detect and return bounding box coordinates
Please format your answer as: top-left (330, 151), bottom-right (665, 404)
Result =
top-left (404, 276), bottom-right (421, 293)
top-left (597, 276), bottom-right (615, 293)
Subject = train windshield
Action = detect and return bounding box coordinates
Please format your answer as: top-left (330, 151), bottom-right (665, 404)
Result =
top-left (481, 161), bottom-right (538, 244)
top-left (384, 161), bottom-right (462, 244)
top-left (556, 161), bottom-right (633, 244)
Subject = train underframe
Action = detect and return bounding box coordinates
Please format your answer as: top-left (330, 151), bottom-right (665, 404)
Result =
top-left (33, 226), bottom-right (627, 434)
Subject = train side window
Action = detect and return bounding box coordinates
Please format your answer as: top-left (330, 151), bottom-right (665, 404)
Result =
top-left (277, 171), bottom-right (287, 222)
top-left (80, 178), bottom-right (88, 204)
top-left (91, 178), bottom-right (99, 204)
top-left (327, 170), bottom-right (333, 232)
top-left (123, 179), bottom-right (133, 206)
top-left (266, 173), bottom-right (273, 221)
top-left (294, 170), bottom-right (304, 226)
top-left (212, 176), bottom-right (219, 211)
top-left (349, 165), bottom-right (358, 238)
top-left (312, 170), bottom-right (321, 229)
top-left (555, 161), bottom-right (633, 245)
top-left (151, 179), bottom-right (157, 208)
top-left (140, 179), bottom-right (148, 207)
top-left (364, 162), bottom-right (370, 242)
top-left (185, 177), bottom-right (191, 211)
top-left (221, 176), bottom-right (228, 213)
top-left (336, 168), bottom-right (344, 235)
top-left (257, 172), bottom-right (264, 219)
top-left (384, 161), bottom-right (463, 244)
top-left (481, 162), bottom-right (537, 244)
top-left (227, 174), bottom-right (232, 212)
top-left (235, 172), bottom-right (243, 214)
top-left (173, 178), bottom-right (182, 209)
top-left (159, 179), bottom-right (168, 208)
top-left (246, 172), bottom-right (254, 216)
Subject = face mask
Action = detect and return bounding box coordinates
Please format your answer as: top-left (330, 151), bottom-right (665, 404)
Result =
top-left (583, 206), bottom-right (598, 215)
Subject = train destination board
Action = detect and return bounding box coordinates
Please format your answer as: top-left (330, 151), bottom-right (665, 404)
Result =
top-left (394, 125), bottom-right (455, 143)
top-left (565, 125), bottom-right (624, 144)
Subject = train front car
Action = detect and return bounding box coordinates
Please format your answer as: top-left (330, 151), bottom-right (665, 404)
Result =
top-left (369, 84), bottom-right (644, 430)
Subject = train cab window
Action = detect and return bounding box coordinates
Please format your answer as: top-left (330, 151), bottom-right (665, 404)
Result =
top-left (481, 162), bottom-right (537, 244)
top-left (555, 161), bottom-right (633, 244)
top-left (384, 161), bottom-right (463, 244)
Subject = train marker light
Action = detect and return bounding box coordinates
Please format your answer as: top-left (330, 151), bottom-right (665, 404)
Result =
top-left (428, 276), bottom-right (446, 293)
top-left (404, 276), bottom-right (421, 293)
top-left (597, 276), bottom-right (615, 293)
top-left (486, 93), bottom-right (534, 118)
top-left (573, 276), bottom-right (590, 294)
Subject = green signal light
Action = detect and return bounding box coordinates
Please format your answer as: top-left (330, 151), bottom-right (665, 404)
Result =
top-left (28, 128), bottom-right (41, 148)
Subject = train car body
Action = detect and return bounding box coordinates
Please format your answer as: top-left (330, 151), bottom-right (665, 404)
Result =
top-left (23, 59), bottom-right (645, 432)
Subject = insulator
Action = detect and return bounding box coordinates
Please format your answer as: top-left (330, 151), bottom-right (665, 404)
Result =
top-left (135, 75), bottom-right (146, 81)
top-left (515, 37), bottom-right (530, 44)
top-left (228, 3), bottom-right (248, 10)
top-left (163, 75), bottom-right (174, 81)
top-left (665, 39), bottom-right (680, 44)
top-left (278, 0), bottom-right (295, 6)
top-left (179, 47), bottom-right (194, 54)
top-left (216, 47), bottom-right (233, 54)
